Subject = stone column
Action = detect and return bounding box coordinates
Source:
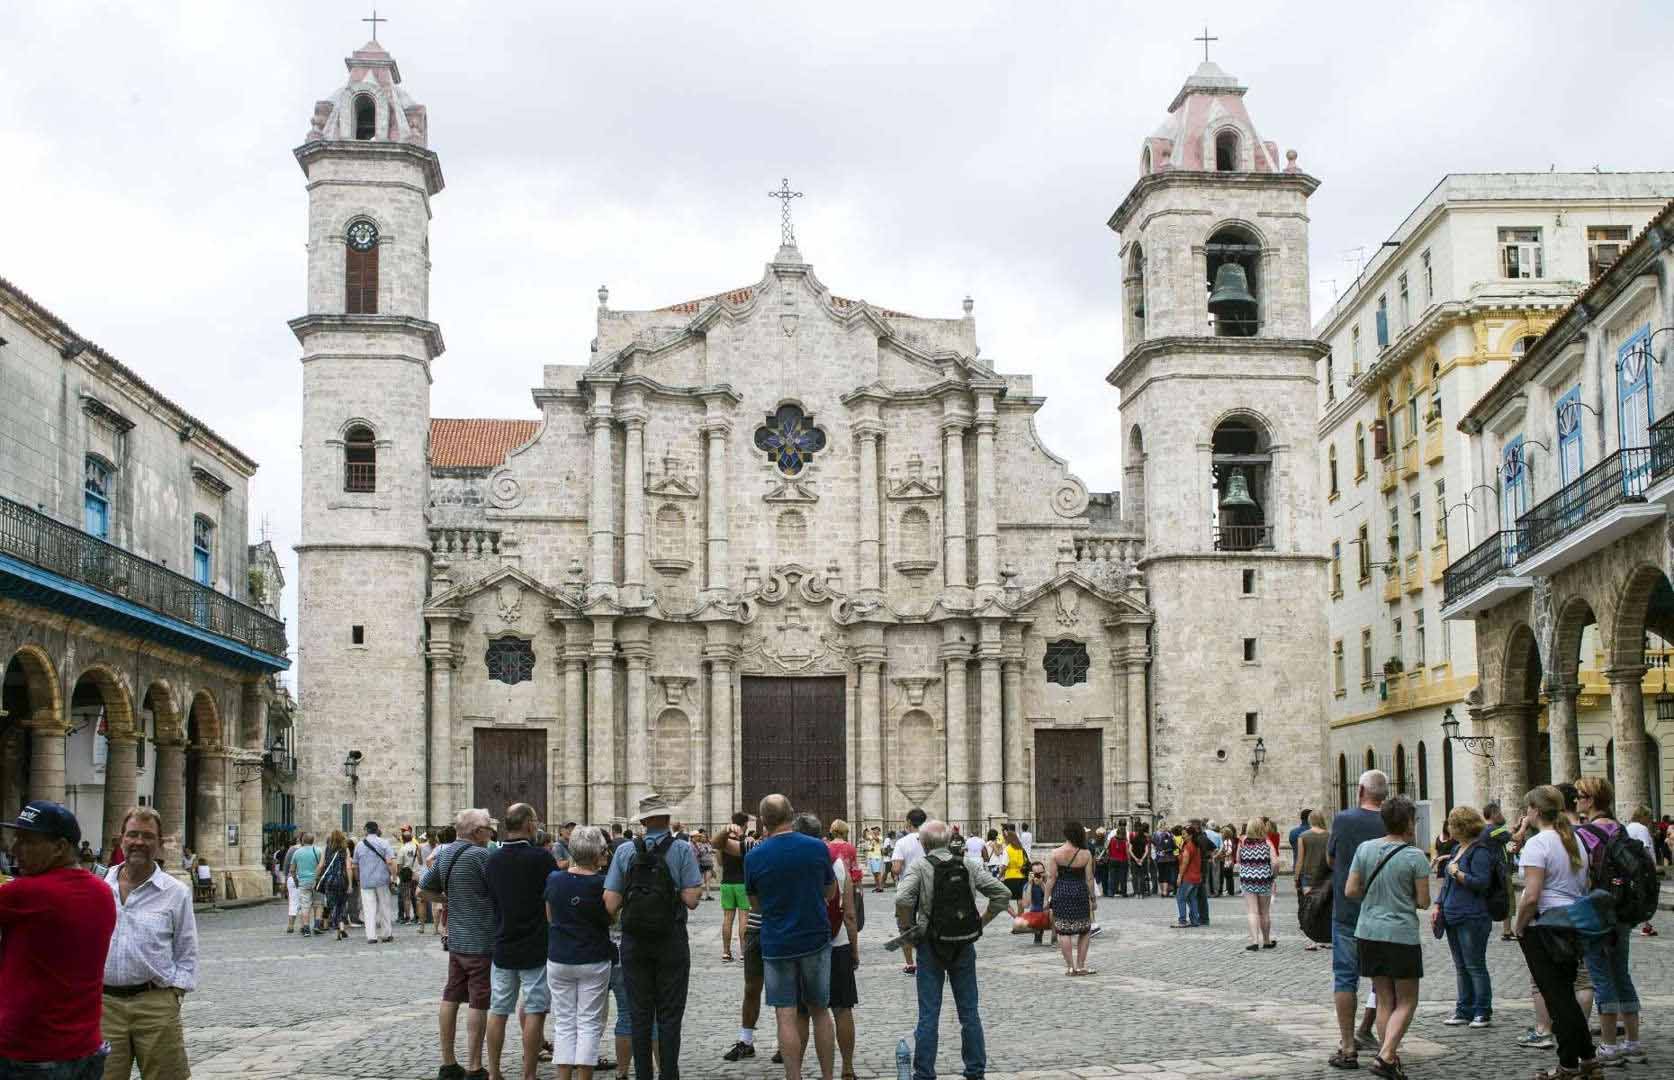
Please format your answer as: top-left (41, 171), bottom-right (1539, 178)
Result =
top-left (1125, 658), bottom-right (1149, 808)
top-left (426, 631), bottom-right (459, 829)
top-left (1001, 655), bottom-right (1026, 822)
top-left (562, 643), bottom-right (589, 823)
top-left (192, 745), bottom-right (230, 870)
top-left (973, 396), bottom-right (999, 593)
top-left (977, 650), bottom-right (1003, 830)
top-left (622, 413), bottom-right (648, 605)
top-left (857, 652), bottom-right (885, 826)
top-left (624, 642), bottom-right (651, 810)
top-left (1490, 704), bottom-right (1531, 817)
top-left (703, 420), bottom-right (732, 595)
top-left (1605, 666), bottom-right (1651, 814)
top-left (941, 634), bottom-right (970, 830)
top-left (854, 424), bottom-right (883, 595)
top-left (25, 713), bottom-right (68, 805)
top-left (153, 738), bottom-right (186, 856)
top-left (706, 645), bottom-right (737, 827)
top-left (589, 623), bottom-right (617, 822)
top-left (1547, 681), bottom-right (1583, 792)
top-left (587, 411), bottom-right (617, 595)
top-left (240, 684), bottom-right (267, 868)
top-left (1105, 653), bottom-right (1130, 812)
top-left (942, 418), bottom-right (968, 594)
top-left (101, 733), bottom-right (140, 850)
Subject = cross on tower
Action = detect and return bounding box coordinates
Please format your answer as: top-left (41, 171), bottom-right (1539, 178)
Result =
top-left (363, 6), bottom-right (388, 42)
top-left (768, 177), bottom-right (803, 247)
top-left (1194, 25), bottom-right (1218, 63)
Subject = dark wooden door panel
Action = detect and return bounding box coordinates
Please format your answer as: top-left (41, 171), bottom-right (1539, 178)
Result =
top-left (1033, 729), bottom-right (1102, 845)
top-left (741, 677), bottom-right (846, 830)
top-left (474, 728), bottom-right (548, 826)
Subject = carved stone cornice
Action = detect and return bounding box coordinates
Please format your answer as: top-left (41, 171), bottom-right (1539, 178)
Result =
top-left (890, 675), bottom-right (941, 708)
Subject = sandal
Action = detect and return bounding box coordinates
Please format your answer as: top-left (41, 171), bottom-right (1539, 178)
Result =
top-left (1530, 1067), bottom-right (1580, 1080)
top-left (1327, 1048), bottom-right (1359, 1070)
top-left (1368, 1057), bottom-right (1407, 1080)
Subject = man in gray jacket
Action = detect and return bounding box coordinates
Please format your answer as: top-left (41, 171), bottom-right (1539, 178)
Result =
top-left (894, 819), bottom-right (1011, 1080)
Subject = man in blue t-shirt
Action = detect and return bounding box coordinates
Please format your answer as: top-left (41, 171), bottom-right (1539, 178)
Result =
top-left (745, 794), bottom-right (836, 1080)
top-left (1325, 770), bottom-right (1390, 1067)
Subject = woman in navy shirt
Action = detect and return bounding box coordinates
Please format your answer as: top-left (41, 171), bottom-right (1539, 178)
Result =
top-left (545, 825), bottom-right (615, 1079)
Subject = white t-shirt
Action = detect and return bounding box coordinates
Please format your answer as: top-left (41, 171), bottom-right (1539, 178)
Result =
top-left (1626, 821), bottom-right (1655, 855)
top-left (1519, 827), bottom-right (1588, 914)
top-left (1020, 831), bottom-right (1034, 851)
top-left (892, 831), bottom-right (925, 871)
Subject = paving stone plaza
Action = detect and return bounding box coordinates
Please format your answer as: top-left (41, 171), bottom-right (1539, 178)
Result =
top-left (181, 888), bottom-right (1671, 1079)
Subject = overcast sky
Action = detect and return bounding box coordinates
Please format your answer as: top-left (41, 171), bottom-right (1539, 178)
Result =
top-left (6, 1), bottom-right (1673, 672)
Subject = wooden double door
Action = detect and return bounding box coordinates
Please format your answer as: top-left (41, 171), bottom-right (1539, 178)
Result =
top-left (1034, 729), bottom-right (1103, 844)
top-left (740, 677), bottom-right (847, 829)
top-left (474, 728), bottom-right (548, 825)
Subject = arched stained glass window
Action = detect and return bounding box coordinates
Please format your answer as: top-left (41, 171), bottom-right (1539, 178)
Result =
top-left (753, 404), bottom-right (826, 476)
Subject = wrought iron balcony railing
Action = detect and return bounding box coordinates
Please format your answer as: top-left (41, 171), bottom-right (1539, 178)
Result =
top-left (1517, 447), bottom-right (1651, 557)
top-left (1212, 524), bottom-right (1274, 552)
top-left (0, 495), bottom-right (287, 658)
top-left (1442, 529), bottom-right (1523, 607)
top-left (1651, 411), bottom-right (1674, 481)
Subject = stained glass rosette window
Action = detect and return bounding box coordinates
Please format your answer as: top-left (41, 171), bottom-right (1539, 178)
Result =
top-left (754, 404), bottom-right (826, 476)
top-left (485, 637), bottom-right (535, 685)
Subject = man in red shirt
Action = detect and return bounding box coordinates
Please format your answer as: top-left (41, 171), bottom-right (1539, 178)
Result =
top-left (0, 800), bottom-right (118, 1076)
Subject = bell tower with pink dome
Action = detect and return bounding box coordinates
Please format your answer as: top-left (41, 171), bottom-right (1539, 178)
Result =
top-left (1107, 60), bottom-right (1330, 819)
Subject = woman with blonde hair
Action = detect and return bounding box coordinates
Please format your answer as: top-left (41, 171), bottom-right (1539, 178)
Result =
top-left (1295, 809), bottom-right (1329, 950)
top-left (1574, 777), bottom-right (1645, 1066)
top-left (1626, 805), bottom-right (1658, 938)
top-left (1436, 805), bottom-right (1494, 1027)
top-left (1514, 785), bottom-right (1598, 1078)
top-left (1236, 815), bottom-right (1277, 949)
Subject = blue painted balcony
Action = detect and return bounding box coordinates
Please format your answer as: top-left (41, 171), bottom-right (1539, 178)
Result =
top-left (1513, 446), bottom-right (1659, 577)
top-left (0, 495), bottom-right (288, 671)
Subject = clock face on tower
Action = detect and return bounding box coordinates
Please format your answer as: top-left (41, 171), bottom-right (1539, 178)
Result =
top-left (346, 220), bottom-right (378, 252)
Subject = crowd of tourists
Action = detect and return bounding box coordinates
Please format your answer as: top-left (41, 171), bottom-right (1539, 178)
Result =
top-left (1319, 769), bottom-right (1663, 1080)
top-left (3, 778), bottom-right (1668, 1080)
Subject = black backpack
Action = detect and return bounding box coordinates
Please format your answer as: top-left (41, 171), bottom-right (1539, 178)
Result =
top-left (1580, 822), bottom-right (1659, 927)
top-left (620, 834), bottom-right (681, 939)
top-left (1481, 846), bottom-right (1511, 922)
top-left (926, 854), bottom-right (983, 945)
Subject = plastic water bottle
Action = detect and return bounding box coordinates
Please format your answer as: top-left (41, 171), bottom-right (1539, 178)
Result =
top-left (896, 1037), bottom-right (912, 1080)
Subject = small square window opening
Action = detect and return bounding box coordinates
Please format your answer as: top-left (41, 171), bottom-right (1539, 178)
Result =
top-left (1243, 637), bottom-right (1257, 662)
top-left (351, 624), bottom-right (365, 645)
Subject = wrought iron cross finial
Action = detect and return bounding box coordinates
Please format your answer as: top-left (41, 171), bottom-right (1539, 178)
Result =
top-left (768, 177), bottom-right (803, 247)
top-left (1194, 25), bottom-right (1218, 63)
top-left (363, 6), bottom-right (388, 42)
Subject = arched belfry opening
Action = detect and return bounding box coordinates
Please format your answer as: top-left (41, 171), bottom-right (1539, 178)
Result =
top-left (353, 93), bottom-right (375, 140)
top-left (1212, 416), bottom-right (1272, 551)
top-left (1206, 226), bottom-right (1261, 337)
top-left (1215, 129), bottom-right (1240, 171)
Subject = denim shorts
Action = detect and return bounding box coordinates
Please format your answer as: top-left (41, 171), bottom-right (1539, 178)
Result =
top-left (490, 963), bottom-right (551, 1016)
top-left (763, 944), bottom-right (832, 1009)
top-left (0, 1053), bottom-right (106, 1080)
top-left (1331, 920), bottom-right (1361, 994)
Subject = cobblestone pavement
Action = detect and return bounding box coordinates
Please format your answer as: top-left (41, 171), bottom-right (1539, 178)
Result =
top-left (180, 886), bottom-right (1671, 1080)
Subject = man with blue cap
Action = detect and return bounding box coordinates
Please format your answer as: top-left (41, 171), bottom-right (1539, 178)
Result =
top-left (0, 800), bottom-right (118, 1077)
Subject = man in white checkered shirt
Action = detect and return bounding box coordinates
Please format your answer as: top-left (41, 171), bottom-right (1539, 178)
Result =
top-left (102, 805), bottom-right (198, 1079)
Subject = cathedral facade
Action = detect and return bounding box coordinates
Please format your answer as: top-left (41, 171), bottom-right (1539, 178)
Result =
top-left (293, 42), bottom-right (1327, 837)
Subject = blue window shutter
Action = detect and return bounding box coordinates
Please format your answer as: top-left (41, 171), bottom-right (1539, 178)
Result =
top-left (1375, 308), bottom-right (1389, 349)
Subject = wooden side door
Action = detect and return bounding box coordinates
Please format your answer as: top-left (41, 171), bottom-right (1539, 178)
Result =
top-left (473, 728), bottom-right (548, 825)
top-left (1033, 729), bottom-right (1103, 844)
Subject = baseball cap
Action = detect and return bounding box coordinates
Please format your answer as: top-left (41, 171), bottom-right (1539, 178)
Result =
top-left (0, 800), bottom-right (82, 846)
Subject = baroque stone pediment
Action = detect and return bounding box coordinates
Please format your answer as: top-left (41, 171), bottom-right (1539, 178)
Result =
top-left (426, 564), bottom-right (572, 614)
top-left (736, 562), bottom-right (857, 675)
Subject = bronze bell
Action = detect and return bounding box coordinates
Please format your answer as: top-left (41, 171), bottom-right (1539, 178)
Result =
top-left (1208, 262), bottom-right (1257, 322)
top-left (1219, 467), bottom-right (1258, 510)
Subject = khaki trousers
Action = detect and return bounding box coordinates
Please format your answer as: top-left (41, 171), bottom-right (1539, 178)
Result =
top-left (101, 987), bottom-right (189, 1079)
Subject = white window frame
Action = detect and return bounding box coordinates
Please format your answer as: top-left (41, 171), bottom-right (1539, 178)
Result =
top-left (1499, 226), bottom-right (1544, 279)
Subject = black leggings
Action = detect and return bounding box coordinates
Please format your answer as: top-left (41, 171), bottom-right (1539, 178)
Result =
top-left (1520, 927), bottom-right (1594, 1068)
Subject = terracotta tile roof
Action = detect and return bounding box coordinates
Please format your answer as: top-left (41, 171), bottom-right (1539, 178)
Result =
top-left (429, 418), bottom-right (539, 469)
top-left (662, 286), bottom-right (755, 314)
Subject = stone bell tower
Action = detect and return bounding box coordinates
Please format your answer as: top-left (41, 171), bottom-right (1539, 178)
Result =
top-left (292, 38), bottom-right (444, 831)
top-left (1107, 60), bottom-right (1329, 819)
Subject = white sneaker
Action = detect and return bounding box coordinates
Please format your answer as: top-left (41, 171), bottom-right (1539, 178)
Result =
top-left (1596, 1042), bottom-right (1627, 1068)
top-left (1469, 1015), bottom-right (1492, 1029)
top-left (1443, 1014), bottom-right (1470, 1026)
top-left (1618, 1041), bottom-right (1648, 1064)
